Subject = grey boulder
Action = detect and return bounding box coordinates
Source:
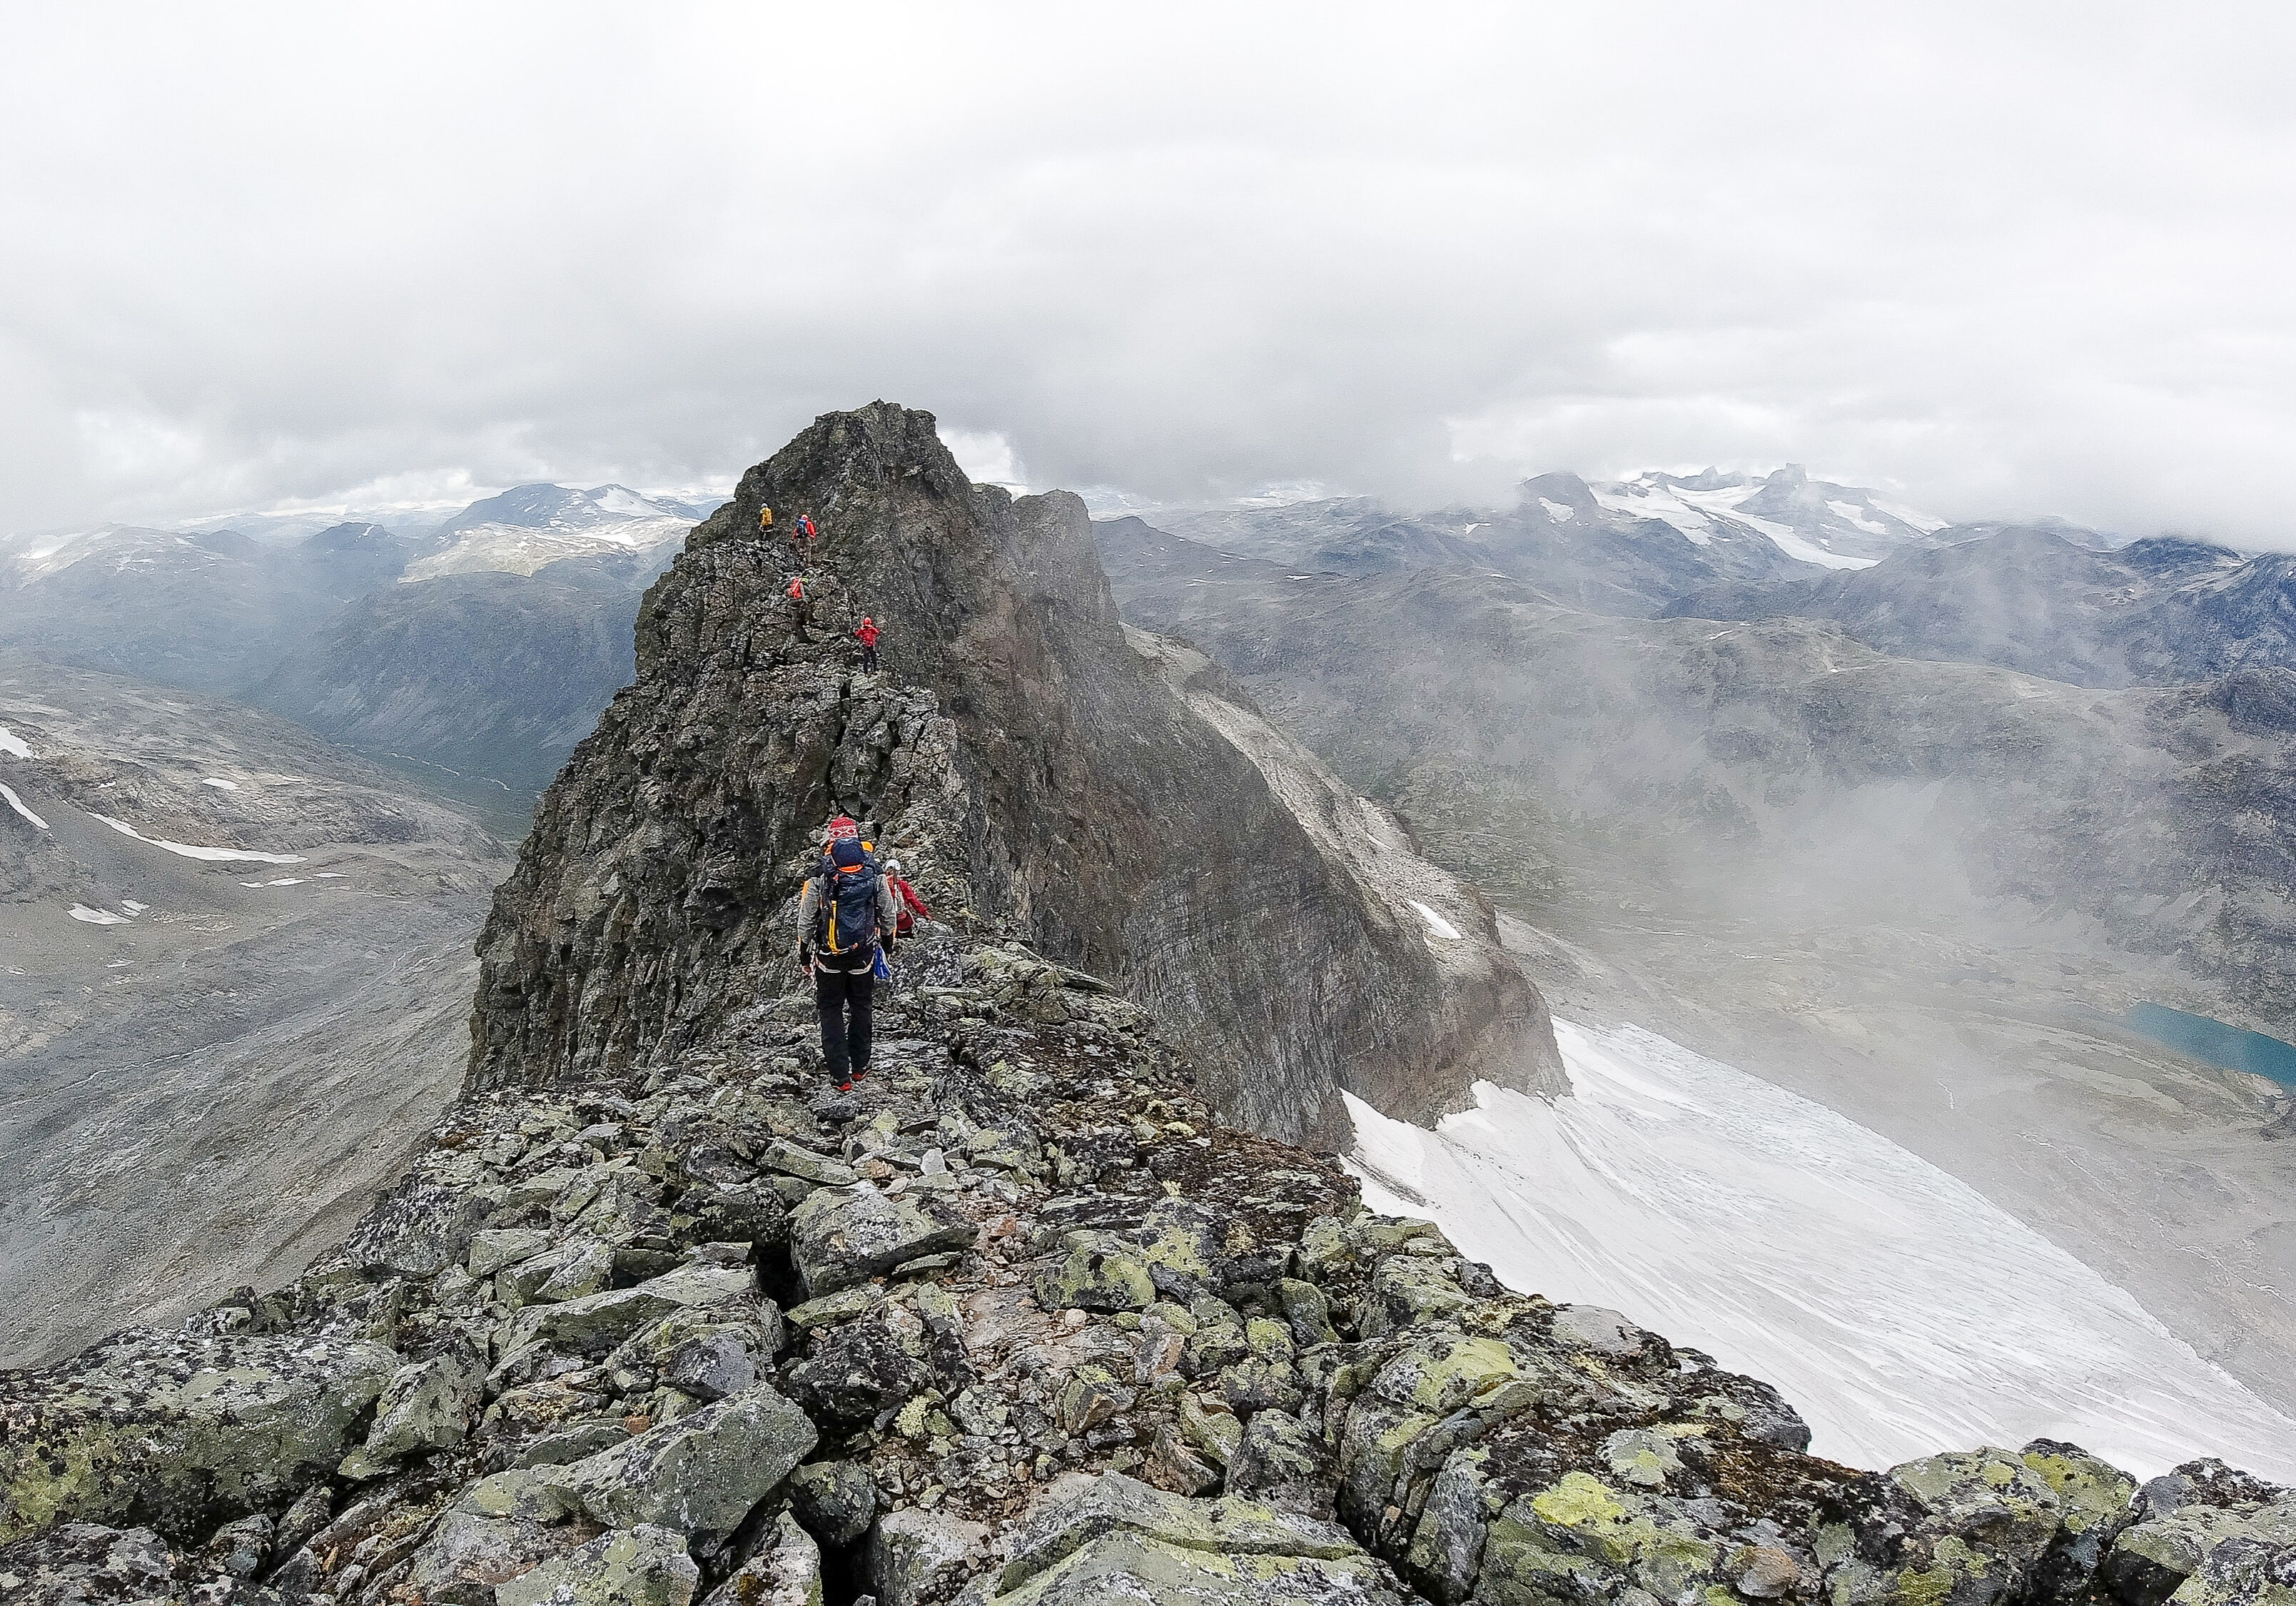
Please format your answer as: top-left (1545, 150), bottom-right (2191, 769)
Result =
top-left (791, 1187), bottom-right (977, 1298)
top-left (545, 1383), bottom-right (819, 1534)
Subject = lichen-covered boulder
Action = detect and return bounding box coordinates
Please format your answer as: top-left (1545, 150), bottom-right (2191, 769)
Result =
top-left (400, 1509), bottom-right (577, 1606)
top-left (987, 1473), bottom-right (1406, 1606)
top-left (1033, 1232), bottom-right (1156, 1314)
top-left (1475, 1470), bottom-right (1728, 1606)
top-left (0, 1521), bottom-right (181, 1606)
top-left (1869, 1446), bottom-right (2068, 1606)
top-left (470, 1226), bottom-right (557, 1278)
top-left (0, 1330), bottom-right (400, 1545)
top-left (2104, 1460), bottom-right (2295, 1606)
top-left (790, 1460), bottom-right (879, 1547)
top-left (495, 1523), bottom-right (701, 1606)
top-left (790, 1186), bottom-right (977, 1297)
top-left (338, 1342), bottom-right (487, 1479)
top-left (704, 1510), bottom-right (824, 1606)
top-left (492, 1261), bottom-right (760, 1383)
top-left (605, 1304), bottom-right (781, 1401)
top-left (871, 1507), bottom-right (991, 1606)
top-left (2169, 1529), bottom-right (2296, 1606)
top-left (340, 1176), bottom-right (491, 1278)
top-left (2018, 1439), bottom-right (2139, 1603)
top-left (1228, 1410), bottom-right (1337, 1518)
top-left (787, 1305), bottom-right (934, 1427)
top-left (544, 1383), bottom-right (818, 1535)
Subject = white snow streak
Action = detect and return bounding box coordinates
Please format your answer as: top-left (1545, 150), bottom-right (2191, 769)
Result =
top-left (0, 784), bottom-right (47, 829)
top-left (1827, 499), bottom-right (1891, 535)
top-left (203, 777), bottom-right (241, 790)
top-left (1407, 899), bottom-right (1463, 940)
top-left (1874, 498), bottom-right (1951, 534)
top-left (88, 812), bottom-right (304, 864)
top-left (1734, 510), bottom-right (1880, 570)
top-left (1346, 1018), bottom-right (2296, 1480)
top-left (68, 904), bottom-right (128, 925)
top-left (1537, 498), bottom-right (1577, 522)
top-left (1593, 488), bottom-right (1715, 545)
top-left (0, 724), bottom-right (29, 758)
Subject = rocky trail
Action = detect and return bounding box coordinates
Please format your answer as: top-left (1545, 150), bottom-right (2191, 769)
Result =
top-left (4, 408), bottom-right (2294, 1606)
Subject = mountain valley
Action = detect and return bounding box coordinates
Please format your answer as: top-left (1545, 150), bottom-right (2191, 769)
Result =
top-left (0, 664), bottom-right (510, 1365)
top-left (1096, 505), bottom-right (2296, 1417)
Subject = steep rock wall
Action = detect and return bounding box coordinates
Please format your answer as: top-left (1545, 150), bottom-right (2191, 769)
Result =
top-left (467, 403), bottom-right (1561, 1143)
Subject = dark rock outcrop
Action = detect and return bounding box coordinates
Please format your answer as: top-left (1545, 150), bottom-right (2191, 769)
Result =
top-left (466, 403), bottom-right (1560, 1143)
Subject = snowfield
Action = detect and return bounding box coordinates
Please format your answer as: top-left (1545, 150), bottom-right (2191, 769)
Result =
top-left (88, 812), bottom-right (304, 864)
top-left (0, 724), bottom-right (31, 758)
top-left (1347, 1017), bottom-right (2296, 1481)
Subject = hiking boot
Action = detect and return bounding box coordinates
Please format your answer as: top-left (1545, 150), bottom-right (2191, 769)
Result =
top-left (851, 1061), bottom-right (869, 1083)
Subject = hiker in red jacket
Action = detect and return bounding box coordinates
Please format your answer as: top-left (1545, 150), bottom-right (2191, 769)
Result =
top-left (796, 512), bottom-right (819, 547)
top-left (787, 575), bottom-right (811, 632)
top-left (856, 615), bottom-right (881, 673)
top-left (883, 857), bottom-right (931, 937)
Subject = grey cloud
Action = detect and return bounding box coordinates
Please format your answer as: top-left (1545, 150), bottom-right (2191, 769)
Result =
top-left (4, 3), bottom-right (2295, 540)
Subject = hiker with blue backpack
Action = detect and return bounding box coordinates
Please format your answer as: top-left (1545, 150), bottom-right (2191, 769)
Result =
top-left (796, 815), bottom-right (899, 1091)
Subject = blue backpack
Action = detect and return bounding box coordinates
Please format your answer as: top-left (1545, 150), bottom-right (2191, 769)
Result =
top-left (815, 854), bottom-right (881, 957)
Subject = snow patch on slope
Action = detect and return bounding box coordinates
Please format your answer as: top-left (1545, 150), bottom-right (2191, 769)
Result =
top-left (1410, 899), bottom-right (1464, 940)
top-left (1345, 1018), bottom-right (2296, 1480)
top-left (88, 812), bottom-right (305, 864)
top-left (0, 725), bottom-right (30, 758)
top-left (1, 783), bottom-right (49, 829)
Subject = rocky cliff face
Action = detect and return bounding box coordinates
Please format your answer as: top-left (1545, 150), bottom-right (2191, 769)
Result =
top-left (467, 404), bottom-right (1559, 1144)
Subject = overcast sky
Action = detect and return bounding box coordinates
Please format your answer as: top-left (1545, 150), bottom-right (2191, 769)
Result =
top-left (5, 3), bottom-right (2295, 540)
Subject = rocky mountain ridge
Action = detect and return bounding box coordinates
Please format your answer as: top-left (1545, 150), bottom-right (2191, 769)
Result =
top-left (8, 424), bottom-right (2296, 1602)
top-left (469, 404), bottom-right (1560, 1146)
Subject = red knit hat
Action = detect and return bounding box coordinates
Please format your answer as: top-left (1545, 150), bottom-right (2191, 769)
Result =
top-left (824, 815), bottom-right (859, 843)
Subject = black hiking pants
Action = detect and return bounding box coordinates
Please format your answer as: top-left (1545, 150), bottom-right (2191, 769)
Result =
top-left (815, 964), bottom-right (876, 1084)
top-left (860, 644), bottom-right (879, 672)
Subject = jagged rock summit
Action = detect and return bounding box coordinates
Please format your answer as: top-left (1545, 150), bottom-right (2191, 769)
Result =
top-left (6, 407), bottom-right (2295, 1606)
top-left (470, 402), bottom-right (1561, 1144)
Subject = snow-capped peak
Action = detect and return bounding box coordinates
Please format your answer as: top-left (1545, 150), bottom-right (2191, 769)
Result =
top-left (1590, 466), bottom-right (1944, 570)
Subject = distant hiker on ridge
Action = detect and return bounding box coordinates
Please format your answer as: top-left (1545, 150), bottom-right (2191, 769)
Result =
top-left (797, 814), bottom-right (897, 1092)
top-left (856, 615), bottom-right (881, 672)
top-left (757, 505), bottom-right (774, 534)
top-left (884, 856), bottom-right (930, 938)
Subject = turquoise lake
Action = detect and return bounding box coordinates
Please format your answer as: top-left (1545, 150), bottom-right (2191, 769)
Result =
top-left (2123, 1002), bottom-right (2296, 1088)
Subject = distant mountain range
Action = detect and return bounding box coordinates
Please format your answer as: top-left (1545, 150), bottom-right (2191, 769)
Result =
top-left (1669, 525), bottom-right (2296, 689)
top-left (410, 483), bottom-right (709, 580)
top-left (0, 485), bottom-right (712, 824)
top-left (1136, 465), bottom-right (1961, 616)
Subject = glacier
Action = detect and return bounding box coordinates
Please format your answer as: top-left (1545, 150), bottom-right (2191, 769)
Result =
top-left (1346, 1017), bottom-right (2296, 1480)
